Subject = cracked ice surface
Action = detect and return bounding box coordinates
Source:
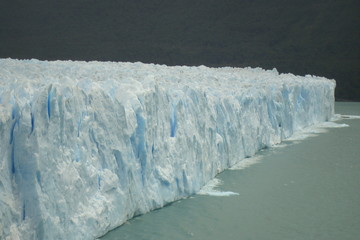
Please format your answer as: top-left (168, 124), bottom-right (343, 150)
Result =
top-left (0, 59), bottom-right (335, 239)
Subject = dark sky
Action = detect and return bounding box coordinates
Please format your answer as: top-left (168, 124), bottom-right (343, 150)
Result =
top-left (0, 0), bottom-right (359, 100)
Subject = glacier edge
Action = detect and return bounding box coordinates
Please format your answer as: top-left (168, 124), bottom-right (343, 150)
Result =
top-left (0, 59), bottom-right (335, 240)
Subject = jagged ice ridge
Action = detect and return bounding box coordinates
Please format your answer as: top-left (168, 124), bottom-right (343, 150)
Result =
top-left (0, 59), bottom-right (335, 239)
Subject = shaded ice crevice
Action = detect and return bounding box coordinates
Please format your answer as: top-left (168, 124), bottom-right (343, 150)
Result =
top-left (0, 59), bottom-right (335, 240)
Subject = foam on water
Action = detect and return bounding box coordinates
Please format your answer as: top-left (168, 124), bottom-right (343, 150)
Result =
top-left (229, 155), bottom-right (263, 170)
top-left (285, 119), bottom-right (350, 141)
top-left (227, 116), bottom-right (352, 173)
top-left (340, 115), bottom-right (360, 120)
top-left (197, 178), bottom-right (239, 196)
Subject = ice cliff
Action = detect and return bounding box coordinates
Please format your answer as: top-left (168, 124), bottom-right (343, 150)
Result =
top-left (0, 59), bottom-right (335, 239)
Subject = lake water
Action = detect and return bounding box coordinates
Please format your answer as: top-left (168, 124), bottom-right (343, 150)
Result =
top-left (101, 102), bottom-right (360, 240)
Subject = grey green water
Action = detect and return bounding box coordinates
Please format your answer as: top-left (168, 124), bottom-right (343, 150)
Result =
top-left (101, 102), bottom-right (360, 240)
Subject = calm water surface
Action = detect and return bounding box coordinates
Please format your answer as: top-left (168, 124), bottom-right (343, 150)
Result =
top-left (101, 102), bottom-right (360, 240)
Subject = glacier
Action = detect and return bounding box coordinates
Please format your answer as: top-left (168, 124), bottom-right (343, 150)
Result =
top-left (0, 58), bottom-right (335, 239)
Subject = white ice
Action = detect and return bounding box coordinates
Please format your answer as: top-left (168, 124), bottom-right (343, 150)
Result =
top-left (0, 59), bottom-right (335, 240)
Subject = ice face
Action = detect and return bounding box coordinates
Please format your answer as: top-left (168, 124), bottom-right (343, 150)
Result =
top-left (0, 59), bottom-right (335, 240)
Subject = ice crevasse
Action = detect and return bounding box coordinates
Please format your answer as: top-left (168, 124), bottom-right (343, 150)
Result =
top-left (0, 59), bottom-right (335, 239)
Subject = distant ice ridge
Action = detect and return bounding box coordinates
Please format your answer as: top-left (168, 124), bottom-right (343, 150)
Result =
top-left (0, 59), bottom-right (335, 240)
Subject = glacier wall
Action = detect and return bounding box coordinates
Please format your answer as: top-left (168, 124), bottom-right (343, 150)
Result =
top-left (0, 59), bottom-right (335, 239)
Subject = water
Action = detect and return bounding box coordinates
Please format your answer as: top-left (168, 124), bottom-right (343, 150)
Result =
top-left (101, 102), bottom-right (360, 240)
